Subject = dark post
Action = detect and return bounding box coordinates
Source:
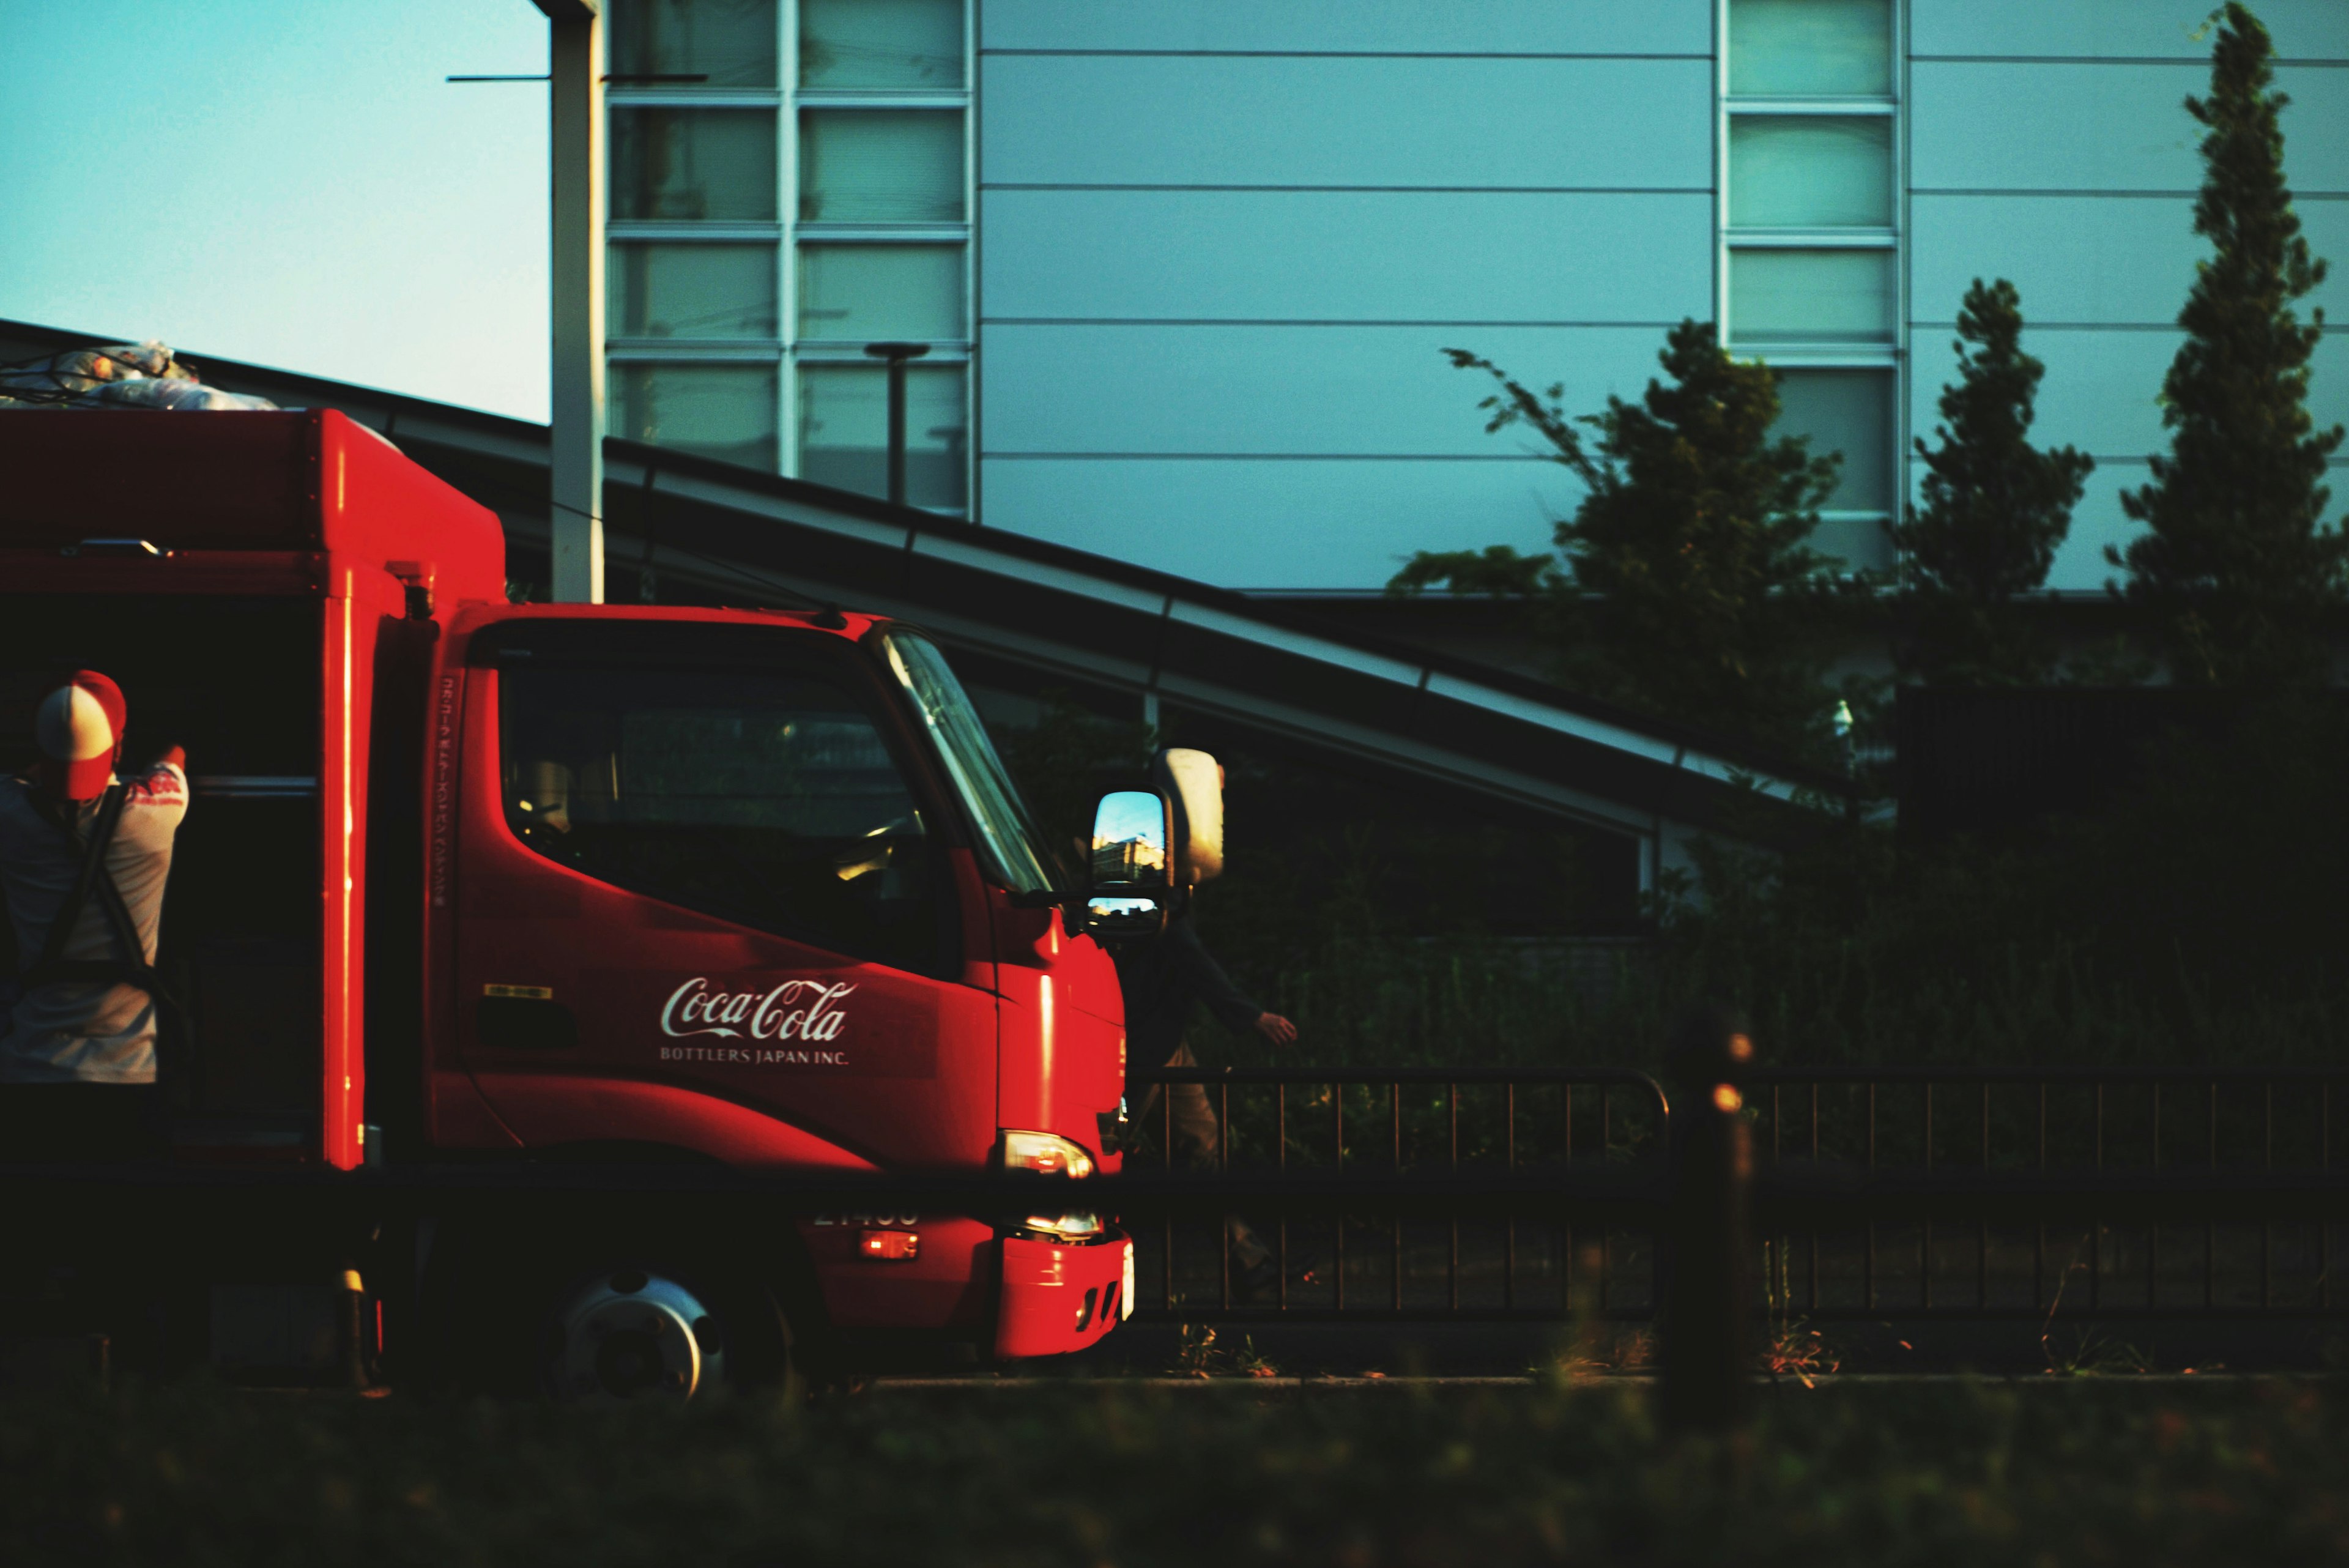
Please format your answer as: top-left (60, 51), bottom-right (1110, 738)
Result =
top-left (863, 341), bottom-right (932, 506)
top-left (1659, 1003), bottom-right (1755, 1433)
top-left (340, 1265), bottom-right (372, 1389)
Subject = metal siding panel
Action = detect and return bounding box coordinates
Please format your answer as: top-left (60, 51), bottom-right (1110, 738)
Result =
top-left (979, 324), bottom-right (1678, 455)
top-left (979, 189), bottom-right (1716, 321)
top-left (1910, 62), bottom-right (2349, 193)
top-left (1907, 329), bottom-right (2349, 465)
top-left (1909, 0), bottom-right (2349, 59)
top-left (978, 0), bottom-right (1715, 56)
top-left (1909, 454), bottom-right (2217, 594)
top-left (977, 454), bottom-right (1576, 589)
top-left (980, 55), bottom-right (1715, 188)
top-left (1911, 194), bottom-right (2349, 327)
top-left (2035, 462), bottom-right (2143, 592)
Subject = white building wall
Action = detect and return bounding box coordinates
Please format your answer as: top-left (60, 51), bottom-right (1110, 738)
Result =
top-left (974, 0), bottom-right (1716, 586)
top-left (974, 0), bottom-right (2349, 593)
top-left (1907, 0), bottom-right (2349, 591)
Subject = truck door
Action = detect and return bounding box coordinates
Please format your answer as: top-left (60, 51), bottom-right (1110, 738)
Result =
top-left (450, 619), bottom-right (995, 1170)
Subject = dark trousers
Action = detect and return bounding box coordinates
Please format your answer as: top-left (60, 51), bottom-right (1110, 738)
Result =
top-left (1130, 1041), bottom-right (1223, 1166)
top-left (1129, 1042), bottom-right (1269, 1271)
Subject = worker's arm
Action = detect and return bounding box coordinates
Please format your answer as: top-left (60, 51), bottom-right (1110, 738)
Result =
top-left (130, 747), bottom-right (190, 823)
top-left (1254, 1012), bottom-right (1297, 1045)
top-left (1165, 915), bottom-right (1293, 1042)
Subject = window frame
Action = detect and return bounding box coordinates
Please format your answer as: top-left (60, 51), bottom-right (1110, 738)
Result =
top-left (605, 0), bottom-right (976, 516)
top-left (1716, 0), bottom-right (1907, 551)
top-left (868, 626), bottom-right (1063, 898)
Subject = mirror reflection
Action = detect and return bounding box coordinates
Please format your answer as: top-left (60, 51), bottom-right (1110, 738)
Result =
top-left (1090, 790), bottom-right (1171, 886)
top-left (1085, 894), bottom-right (1163, 940)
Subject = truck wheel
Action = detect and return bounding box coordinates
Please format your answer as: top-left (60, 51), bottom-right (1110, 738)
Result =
top-left (538, 1261), bottom-right (797, 1403)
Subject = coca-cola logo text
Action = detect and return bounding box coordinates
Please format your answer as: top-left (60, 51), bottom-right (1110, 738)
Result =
top-left (659, 976), bottom-right (856, 1042)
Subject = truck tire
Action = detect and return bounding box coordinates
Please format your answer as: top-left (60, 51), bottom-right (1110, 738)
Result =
top-left (536, 1258), bottom-right (796, 1403)
top-left (421, 1224), bottom-right (806, 1403)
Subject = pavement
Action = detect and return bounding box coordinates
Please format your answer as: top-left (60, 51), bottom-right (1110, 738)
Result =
top-left (1019, 1315), bottom-right (2348, 1380)
top-left (864, 1370), bottom-right (2325, 1392)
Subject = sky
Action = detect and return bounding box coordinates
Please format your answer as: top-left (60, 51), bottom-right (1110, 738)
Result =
top-left (0, 1), bottom-right (552, 420)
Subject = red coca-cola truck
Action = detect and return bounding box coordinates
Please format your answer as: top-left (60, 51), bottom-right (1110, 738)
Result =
top-left (0, 409), bottom-right (1149, 1395)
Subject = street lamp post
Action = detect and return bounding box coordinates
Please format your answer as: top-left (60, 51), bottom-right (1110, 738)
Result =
top-left (863, 342), bottom-right (930, 507)
top-left (536, 0), bottom-right (605, 604)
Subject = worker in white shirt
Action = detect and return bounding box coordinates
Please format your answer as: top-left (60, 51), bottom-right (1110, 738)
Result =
top-left (0, 670), bottom-right (188, 1162)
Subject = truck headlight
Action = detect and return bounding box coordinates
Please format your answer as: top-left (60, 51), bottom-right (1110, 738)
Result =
top-left (1000, 1129), bottom-right (1096, 1179)
top-left (1020, 1211), bottom-right (1105, 1243)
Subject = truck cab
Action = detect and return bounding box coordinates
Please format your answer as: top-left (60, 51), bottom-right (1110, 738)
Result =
top-left (0, 409), bottom-right (1131, 1390)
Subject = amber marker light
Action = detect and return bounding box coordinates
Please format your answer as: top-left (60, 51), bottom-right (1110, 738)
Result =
top-left (1713, 1084), bottom-right (1744, 1113)
top-left (859, 1229), bottom-right (919, 1261)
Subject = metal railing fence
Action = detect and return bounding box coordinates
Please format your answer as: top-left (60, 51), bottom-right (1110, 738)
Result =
top-left (1123, 1061), bottom-right (2349, 1329)
top-left (1122, 1065), bottom-right (1669, 1319)
top-left (1742, 1065), bottom-right (2349, 1322)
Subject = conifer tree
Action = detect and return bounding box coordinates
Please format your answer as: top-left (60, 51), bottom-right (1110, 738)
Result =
top-left (1392, 320), bottom-right (1845, 747)
top-left (1893, 279), bottom-right (2093, 683)
top-left (2111, 1), bottom-right (2347, 684)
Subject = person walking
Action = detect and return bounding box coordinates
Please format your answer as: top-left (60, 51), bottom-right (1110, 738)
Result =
top-left (1115, 898), bottom-right (1296, 1167)
top-left (0, 671), bottom-right (188, 1162)
top-left (1111, 749), bottom-right (1294, 1296)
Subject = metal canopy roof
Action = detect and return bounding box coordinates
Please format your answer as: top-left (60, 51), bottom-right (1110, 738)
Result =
top-left (0, 319), bottom-right (1847, 867)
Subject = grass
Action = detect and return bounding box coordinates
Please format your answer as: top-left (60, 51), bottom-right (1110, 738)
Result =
top-left (1171, 1325), bottom-right (1281, 1379)
top-left (5, 1376), bottom-right (2349, 1566)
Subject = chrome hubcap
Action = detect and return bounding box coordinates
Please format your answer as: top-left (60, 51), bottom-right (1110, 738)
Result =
top-left (549, 1268), bottom-right (723, 1402)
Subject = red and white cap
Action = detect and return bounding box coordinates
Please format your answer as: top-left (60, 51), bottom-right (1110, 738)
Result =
top-left (34, 671), bottom-right (127, 801)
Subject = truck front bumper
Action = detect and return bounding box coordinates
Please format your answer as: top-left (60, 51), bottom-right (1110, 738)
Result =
top-left (994, 1230), bottom-right (1132, 1359)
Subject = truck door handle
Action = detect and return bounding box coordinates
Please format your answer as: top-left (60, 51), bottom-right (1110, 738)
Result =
top-left (475, 996), bottom-right (579, 1052)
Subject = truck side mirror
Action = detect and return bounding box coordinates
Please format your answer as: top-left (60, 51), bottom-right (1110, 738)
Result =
top-left (1083, 789), bottom-right (1173, 940)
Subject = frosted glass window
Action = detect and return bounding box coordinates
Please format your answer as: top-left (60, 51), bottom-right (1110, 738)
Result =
top-left (1730, 0), bottom-right (1891, 97)
top-left (1729, 117), bottom-right (1892, 228)
top-left (614, 364), bottom-right (780, 469)
top-left (610, 243), bottom-right (779, 338)
top-left (801, 0), bottom-right (964, 88)
top-left (798, 365), bottom-right (967, 510)
top-left (612, 109), bottom-right (778, 221)
top-left (796, 245), bottom-right (965, 341)
top-left (610, 0), bottom-right (779, 89)
top-left (1773, 369), bottom-right (1892, 513)
top-left (800, 111), bottom-right (964, 223)
top-left (1730, 249), bottom-right (1894, 344)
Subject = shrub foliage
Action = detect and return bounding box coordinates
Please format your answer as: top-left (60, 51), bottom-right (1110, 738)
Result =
top-left (2112, 1), bottom-right (2347, 685)
top-left (1893, 278), bottom-right (2094, 685)
top-left (1392, 321), bottom-right (1850, 754)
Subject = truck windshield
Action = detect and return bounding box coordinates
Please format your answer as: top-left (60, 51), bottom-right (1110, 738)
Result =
top-left (877, 631), bottom-right (1058, 896)
top-left (500, 658), bottom-right (950, 975)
